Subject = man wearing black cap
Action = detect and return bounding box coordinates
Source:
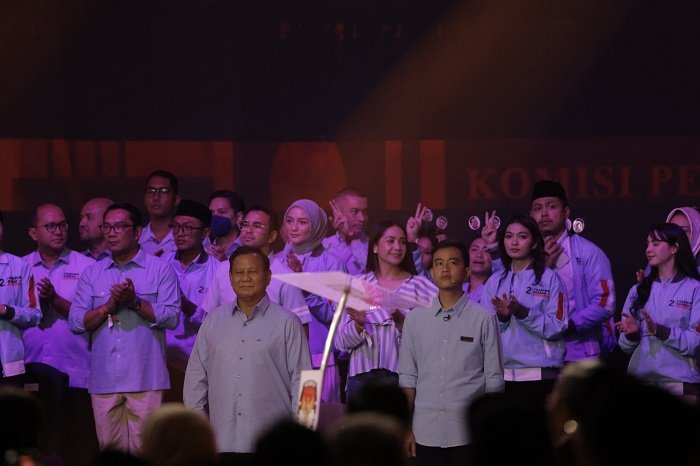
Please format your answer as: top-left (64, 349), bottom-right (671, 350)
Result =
top-left (165, 199), bottom-right (218, 402)
top-left (529, 180), bottom-right (616, 361)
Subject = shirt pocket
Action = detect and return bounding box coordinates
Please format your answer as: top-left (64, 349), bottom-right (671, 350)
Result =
top-left (459, 335), bottom-right (482, 368)
top-left (252, 335), bottom-right (283, 368)
top-left (90, 289), bottom-right (111, 308)
top-left (134, 283), bottom-right (159, 305)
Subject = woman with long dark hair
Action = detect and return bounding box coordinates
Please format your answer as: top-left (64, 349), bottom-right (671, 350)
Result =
top-left (335, 220), bottom-right (437, 400)
top-left (480, 215), bottom-right (567, 400)
top-left (616, 223), bottom-right (700, 403)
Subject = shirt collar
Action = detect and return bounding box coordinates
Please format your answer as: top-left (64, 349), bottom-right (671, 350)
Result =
top-left (433, 292), bottom-right (468, 318)
top-left (28, 248), bottom-right (71, 267)
top-left (0, 252), bottom-right (8, 264)
top-left (233, 294), bottom-right (271, 319)
top-left (557, 229), bottom-right (570, 246)
top-left (334, 231), bottom-right (368, 245)
top-left (84, 248), bottom-right (111, 261)
top-left (142, 223), bottom-right (174, 243)
top-left (104, 247), bottom-right (148, 270)
top-left (174, 249), bottom-right (209, 266)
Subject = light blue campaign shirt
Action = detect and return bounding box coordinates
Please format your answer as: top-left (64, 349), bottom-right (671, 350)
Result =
top-left (23, 249), bottom-right (94, 388)
top-left (69, 248), bottom-right (180, 394)
top-left (138, 222), bottom-right (176, 258)
top-left (166, 250), bottom-right (218, 372)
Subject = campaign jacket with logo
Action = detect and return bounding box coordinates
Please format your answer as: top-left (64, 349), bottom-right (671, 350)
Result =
top-left (481, 266), bottom-right (568, 369)
top-left (619, 275), bottom-right (700, 384)
top-left (0, 252), bottom-right (42, 377)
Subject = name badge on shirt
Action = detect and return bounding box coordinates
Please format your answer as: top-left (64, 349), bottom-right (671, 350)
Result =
top-left (460, 336), bottom-right (474, 342)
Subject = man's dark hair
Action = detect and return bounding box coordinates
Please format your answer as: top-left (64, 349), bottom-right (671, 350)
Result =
top-left (104, 203), bottom-right (143, 227)
top-left (145, 170), bottom-right (179, 195)
top-left (432, 241), bottom-right (468, 268)
top-left (229, 246), bottom-right (270, 273)
top-left (246, 205), bottom-right (279, 232)
top-left (208, 190), bottom-right (245, 214)
top-left (347, 380), bottom-right (411, 431)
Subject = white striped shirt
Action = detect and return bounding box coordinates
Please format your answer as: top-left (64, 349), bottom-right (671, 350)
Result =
top-left (335, 272), bottom-right (437, 377)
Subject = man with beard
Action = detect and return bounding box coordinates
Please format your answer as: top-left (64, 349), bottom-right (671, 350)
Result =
top-left (529, 180), bottom-right (615, 361)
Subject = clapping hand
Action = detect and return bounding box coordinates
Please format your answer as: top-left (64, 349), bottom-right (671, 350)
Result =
top-left (615, 312), bottom-right (640, 336)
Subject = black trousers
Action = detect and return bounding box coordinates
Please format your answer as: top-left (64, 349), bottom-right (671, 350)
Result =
top-left (416, 444), bottom-right (474, 466)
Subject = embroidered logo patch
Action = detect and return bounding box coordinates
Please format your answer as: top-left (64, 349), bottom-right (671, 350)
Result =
top-left (669, 299), bottom-right (692, 311)
top-left (525, 286), bottom-right (550, 299)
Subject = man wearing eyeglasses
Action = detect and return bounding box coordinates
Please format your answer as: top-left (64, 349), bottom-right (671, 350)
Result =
top-left (164, 199), bottom-right (217, 403)
top-left (69, 203), bottom-right (180, 454)
top-left (139, 170), bottom-right (180, 258)
top-left (202, 206), bottom-right (310, 326)
top-left (23, 204), bottom-right (96, 462)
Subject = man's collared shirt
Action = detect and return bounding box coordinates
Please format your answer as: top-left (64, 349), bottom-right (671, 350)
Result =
top-left (82, 248), bottom-right (111, 262)
top-left (166, 250), bottom-right (218, 373)
top-left (184, 295), bottom-right (311, 453)
top-left (139, 223), bottom-right (176, 257)
top-left (323, 232), bottom-right (368, 276)
top-left (399, 293), bottom-right (504, 448)
top-left (69, 248), bottom-right (180, 394)
top-left (22, 248), bottom-right (94, 388)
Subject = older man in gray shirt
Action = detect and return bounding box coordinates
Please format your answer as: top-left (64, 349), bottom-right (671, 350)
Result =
top-left (184, 246), bottom-right (311, 453)
top-left (399, 241), bottom-right (504, 466)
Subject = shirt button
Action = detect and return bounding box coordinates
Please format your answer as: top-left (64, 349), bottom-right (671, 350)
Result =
top-left (243, 323), bottom-right (247, 327)
top-left (237, 375), bottom-right (241, 379)
top-left (241, 339), bottom-right (245, 343)
top-left (237, 413), bottom-right (241, 416)
top-left (239, 357), bottom-right (243, 360)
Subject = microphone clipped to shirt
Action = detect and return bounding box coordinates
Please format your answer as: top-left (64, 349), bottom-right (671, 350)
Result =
top-left (443, 314), bottom-right (452, 322)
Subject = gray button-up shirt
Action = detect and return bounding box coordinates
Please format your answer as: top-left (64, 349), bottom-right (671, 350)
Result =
top-left (399, 293), bottom-right (504, 447)
top-left (184, 294), bottom-right (311, 453)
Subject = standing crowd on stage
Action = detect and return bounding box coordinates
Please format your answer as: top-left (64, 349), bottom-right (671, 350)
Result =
top-left (0, 169), bottom-right (699, 466)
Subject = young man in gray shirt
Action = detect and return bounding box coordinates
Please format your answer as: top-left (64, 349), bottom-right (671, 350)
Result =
top-left (399, 241), bottom-right (504, 466)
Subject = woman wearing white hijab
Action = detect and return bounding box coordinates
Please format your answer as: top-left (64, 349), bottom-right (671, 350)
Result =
top-left (666, 206), bottom-right (700, 270)
top-left (276, 198), bottom-right (346, 402)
